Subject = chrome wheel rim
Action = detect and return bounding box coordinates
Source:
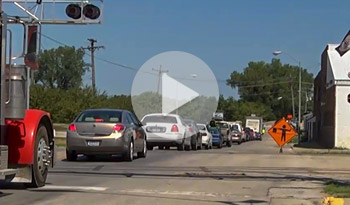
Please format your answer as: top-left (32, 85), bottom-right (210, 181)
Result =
top-left (130, 141), bottom-right (134, 160)
top-left (37, 138), bottom-right (47, 175)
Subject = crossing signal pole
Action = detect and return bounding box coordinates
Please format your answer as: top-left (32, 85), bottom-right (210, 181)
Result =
top-left (82, 38), bottom-right (104, 93)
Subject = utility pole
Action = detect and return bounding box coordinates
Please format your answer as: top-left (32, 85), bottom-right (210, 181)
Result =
top-left (289, 75), bottom-right (295, 120)
top-left (82, 38), bottom-right (104, 93)
top-left (152, 65), bottom-right (168, 94)
top-left (298, 61), bottom-right (302, 145)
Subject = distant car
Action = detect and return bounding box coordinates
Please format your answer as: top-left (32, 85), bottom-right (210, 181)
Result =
top-left (230, 129), bottom-right (242, 144)
top-left (141, 113), bottom-right (191, 151)
top-left (197, 123), bottom-right (213, 149)
top-left (216, 121), bottom-right (232, 147)
top-left (66, 109), bottom-right (147, 162)
top-left (184, 119), bottom-right (202, 150)
top-left (254, 132), bottom-right (262, 141)
top-left (209, 127), bottom-right (223, 148)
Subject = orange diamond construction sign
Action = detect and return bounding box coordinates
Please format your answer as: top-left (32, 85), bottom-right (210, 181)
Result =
top-left (268, 118), bottom-right (297, 147)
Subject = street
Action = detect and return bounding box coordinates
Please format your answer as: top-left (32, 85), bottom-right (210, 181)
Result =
top-left (1, 135), bottom-right (350, 205)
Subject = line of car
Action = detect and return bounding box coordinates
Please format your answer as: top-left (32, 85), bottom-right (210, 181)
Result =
top-left (65, 109), bottom-right (262, 162)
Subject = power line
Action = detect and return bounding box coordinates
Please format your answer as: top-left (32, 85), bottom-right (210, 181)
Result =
top-left (39, 32), bottom-right (314, 88)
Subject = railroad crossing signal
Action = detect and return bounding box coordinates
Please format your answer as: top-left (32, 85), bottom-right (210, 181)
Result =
top-left (268, 118), bottom-right (297, 147)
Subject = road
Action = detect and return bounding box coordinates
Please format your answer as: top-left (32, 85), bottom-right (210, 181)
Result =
top-left (1, 135), bottom-right (350, 205)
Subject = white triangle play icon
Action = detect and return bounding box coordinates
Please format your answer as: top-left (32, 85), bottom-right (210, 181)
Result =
top-left (162, 73), bottom-right (199, 114)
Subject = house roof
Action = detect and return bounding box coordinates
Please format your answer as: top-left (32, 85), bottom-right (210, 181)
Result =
top-left (327, 44), bottom-right (350, 81)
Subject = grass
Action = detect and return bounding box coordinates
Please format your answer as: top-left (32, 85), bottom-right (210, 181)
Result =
top-left (53, 123), bottom-right (68, 132)
top-left (324, 181), bottom-right (350, 198)
top-left (288, 136), bottom-right (298, 144)
top-left (55, 138), bottom-right (66, 147)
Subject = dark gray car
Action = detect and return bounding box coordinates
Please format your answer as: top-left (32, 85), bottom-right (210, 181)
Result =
top-left (66, 109), bottom-right (147, 162)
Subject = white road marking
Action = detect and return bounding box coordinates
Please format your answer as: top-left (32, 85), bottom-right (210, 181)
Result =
top-left (119, 189), bottom-right (250, 198)
top-left (35, 185), bottom-right (108, 192)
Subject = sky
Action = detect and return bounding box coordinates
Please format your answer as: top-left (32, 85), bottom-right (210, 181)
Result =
top-left (4, 0), bottom-right (350, 98)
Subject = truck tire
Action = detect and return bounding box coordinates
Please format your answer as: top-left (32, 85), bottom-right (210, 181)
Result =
top-left (29, 125), bottom-right (50, 188)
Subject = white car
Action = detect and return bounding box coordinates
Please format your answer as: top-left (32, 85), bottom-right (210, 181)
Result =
top-left (141, 113), bottom-right (191, 151)
top-left (197, 124), bottom-right (213, 149)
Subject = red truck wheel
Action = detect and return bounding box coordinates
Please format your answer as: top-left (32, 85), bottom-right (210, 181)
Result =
top-left (29, 125), bottom-right (49, 187)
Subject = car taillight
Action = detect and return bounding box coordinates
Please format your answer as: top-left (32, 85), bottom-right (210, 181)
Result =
top-left (113, 124), bottom-right (124, 132)
top-left (68, 124), bottom-right (77, 131)
top-left (171, 125), bottom-right (179, 132)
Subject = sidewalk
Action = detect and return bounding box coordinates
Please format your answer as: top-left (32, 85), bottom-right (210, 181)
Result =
top-left (290, 142), bottom-right (350, 155)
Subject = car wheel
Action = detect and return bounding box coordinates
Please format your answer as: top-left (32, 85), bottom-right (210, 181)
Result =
top-left (185, 144), bottom-right (191, 151)
top-left (158, 145), bottom-right (164, 150)
top-left (227, 138), bottom-right (232, 147)
top-left (123, 140), bottom-right (134, 162)
top-left (165, 146), bottom-right (170, 150)
top-left (177, 141), bottom-right (185, 151)
top-left (205, 144), bottom-right (209, 150)
top-left (147, 145), bottom-right (153, 150)
top-left (66, 149), bottom-right (77, 161)
top-left (191, 142), bottom-right (197, 151)
top-left (28, 125), bottom-right (50, 188)
top-left (137, 139), bottom-right (147, 158)
top-left (238, 141), bottom-right (241, 145)
top-left (218, 141), bottom-right (223, 149)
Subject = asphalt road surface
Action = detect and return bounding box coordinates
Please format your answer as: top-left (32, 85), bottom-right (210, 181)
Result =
top-left (2, 135), bottom-right (350, 205)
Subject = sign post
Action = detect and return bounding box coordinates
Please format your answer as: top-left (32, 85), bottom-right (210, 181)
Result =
top-left (268, 118), bottom-right (297, 153)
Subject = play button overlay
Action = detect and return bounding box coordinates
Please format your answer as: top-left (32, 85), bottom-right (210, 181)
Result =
top-left (131, 51), bottom-right (219, 126)
top-left (162, 73), bottom-right (199, 114)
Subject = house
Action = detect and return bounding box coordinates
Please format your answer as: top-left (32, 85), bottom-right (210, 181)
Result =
top-left (313, 44), bottom-right (350, 148)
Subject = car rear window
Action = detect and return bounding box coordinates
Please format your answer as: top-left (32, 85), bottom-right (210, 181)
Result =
top-left (197, 124), bottom-right (206, 130)
top-left (76, 110), bottom-right (122, 123)
top-left (231, 125), bottom-right (239, 130)
top-left (217, 123), bottom-right (228, 128)
top-left (209, 128), bottom-right (219, 134)
top-left (142, 115), bottom-right (177, 124)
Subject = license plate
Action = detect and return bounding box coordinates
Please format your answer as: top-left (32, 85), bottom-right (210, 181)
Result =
top-left (87, 141), bottom-right (100, 147)
top-left (148, 127), bottom-right (164, 132)
top-left (151, 128), bottom-right (162, 132)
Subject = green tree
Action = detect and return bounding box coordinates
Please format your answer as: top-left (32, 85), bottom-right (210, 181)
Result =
top-left (227, 59), bottom-right (313, 119)
top-left (34, 46), bottom-right (88, 89)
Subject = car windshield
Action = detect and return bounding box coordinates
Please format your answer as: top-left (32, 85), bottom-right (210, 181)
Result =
top-left (76, 110), bottom-right (122, 123)
top-left (209, 128), bottom-right (219, 134)
top-left (217, 123), bottom-right (229, 128)
top-left (197, 124), bottom-right (206, 130)
top-left (142, 115), bottom-right (177, 124)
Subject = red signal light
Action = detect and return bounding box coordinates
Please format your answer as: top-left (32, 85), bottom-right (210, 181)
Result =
top-left (66, 4), bottom-right (81, 19)
top-left (83, 4), bottom-right (100, 20)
